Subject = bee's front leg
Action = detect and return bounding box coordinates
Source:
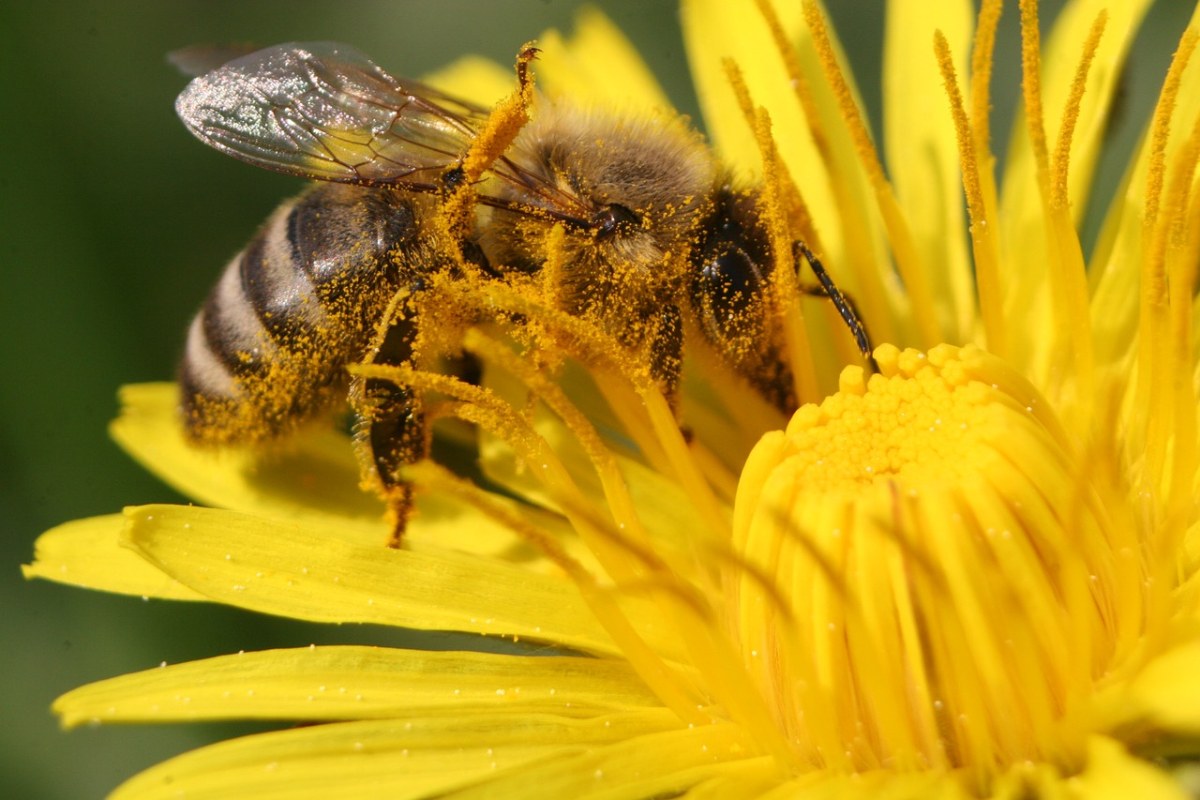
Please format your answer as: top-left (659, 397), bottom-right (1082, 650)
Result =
top-left (792, 242), bottom-right (875, 371)
top-left (649, 302), bottom-right (684, 413)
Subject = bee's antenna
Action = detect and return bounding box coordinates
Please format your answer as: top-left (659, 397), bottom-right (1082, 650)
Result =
top-left (793, 242), bottom-right (877, 373)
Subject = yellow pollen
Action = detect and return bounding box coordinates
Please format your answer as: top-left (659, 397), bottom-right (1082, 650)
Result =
top-left (782, 347), bottom-right (1001, 493)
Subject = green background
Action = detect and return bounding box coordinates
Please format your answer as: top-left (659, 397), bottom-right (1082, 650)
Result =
top-left (0, 1), bottom-right (1189, 796)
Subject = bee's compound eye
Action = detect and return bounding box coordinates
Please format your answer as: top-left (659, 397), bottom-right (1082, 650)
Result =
top-left (593, 203), bottom-right (641, 239)
top-left (701, 248), bottom-right (760, 305)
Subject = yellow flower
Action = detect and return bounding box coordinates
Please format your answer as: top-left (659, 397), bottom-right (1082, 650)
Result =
top-left (24, 0), bottom-right (1200, 797)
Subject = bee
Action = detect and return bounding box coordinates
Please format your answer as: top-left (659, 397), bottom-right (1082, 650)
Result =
top-left (174, 42), bottom-right (870, 540)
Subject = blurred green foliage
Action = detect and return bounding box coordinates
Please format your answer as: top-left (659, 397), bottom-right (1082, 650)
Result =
top-left (0, 1), bottom-right (1189, 796)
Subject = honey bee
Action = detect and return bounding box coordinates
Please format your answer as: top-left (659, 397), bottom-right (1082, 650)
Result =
top-left (174, 42), bottom-right (870, 539)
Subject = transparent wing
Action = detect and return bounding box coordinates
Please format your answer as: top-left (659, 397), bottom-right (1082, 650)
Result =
top-left (175, 42), bottom-right (491, 188)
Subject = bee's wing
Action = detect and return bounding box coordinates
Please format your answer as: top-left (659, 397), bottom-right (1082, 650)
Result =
top-left (175, 42), bottom-right (489, 188)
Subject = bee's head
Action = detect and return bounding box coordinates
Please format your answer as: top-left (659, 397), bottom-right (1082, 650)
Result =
top-left (480, 105), bottom-right (715, 304)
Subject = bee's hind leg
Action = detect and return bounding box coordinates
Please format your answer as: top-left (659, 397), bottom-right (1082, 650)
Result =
top-left (350, 317), bottom-right (429, 548)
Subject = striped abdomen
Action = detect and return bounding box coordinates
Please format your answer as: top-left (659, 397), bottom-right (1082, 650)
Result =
top-left (180, 184), bottom-right (416, 444)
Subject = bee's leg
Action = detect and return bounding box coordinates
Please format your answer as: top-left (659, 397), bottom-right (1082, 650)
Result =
top-left (350, 317), bottom-right (428, 548)
top-left (648, 302), bottom-right (684, 410)
top-left (646, 302), bottom-right (696, 442)
top-left (792, 242), bottom-right (876, 372)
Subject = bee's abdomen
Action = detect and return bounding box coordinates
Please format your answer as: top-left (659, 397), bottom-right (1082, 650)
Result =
top-left (180, 184), bottom-right (415, 444)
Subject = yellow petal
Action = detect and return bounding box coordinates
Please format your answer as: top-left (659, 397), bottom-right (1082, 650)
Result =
top-left (22, 514), bottom-right (204, 601)
top-left (1067, 735), bottom-right (1187, 800)
top-left (54, 645), bottom-right (657, 728)
top-left (884, 0), bottom-right (975, 342)
top-left (111, 384), bottom-right (383, 540)
top-left (442, 721), bottom-right (754, 799)
top-left (677, 758), bottom-right (781, 799)
top-left (681, 0), bottom-right (806, 175)
top-left (123, 504), bottom-right (616, 654)
top-left (1117, 640), bottom-right (1200, 734)
top-left (111, 710), bottom-right (683, 800)
top-left (110, 383), bottom-right (540, 558)
top-left (757, 771), bottom-right (972, 800)
top-left (421, 55), bottom-right (513, 107)
top-left (536, 8), bottom-right (671, 110)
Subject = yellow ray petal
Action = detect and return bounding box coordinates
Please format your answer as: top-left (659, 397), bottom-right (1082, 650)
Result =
top-left (54, 645), bottom-right (657, 728)
top-left (111, 384), bottom-right (383, 539)
top-left (681, 0), bottom-right (803, 176)
top-left (22, 514), bottom-right (204, 601)
top-left (1069, 735), bottom-right (1188, 800)
top-left (757, 771), bottom-right (972, 800)
top-left (111, 710), bottom-right (683, 800)
top-left (442, 721), bottom-right (753, 799)
top-left (679, 758), bottom-right (782, 799)
top-left (110, 383), bottom-right (540, 557)
top-left (421, 55), bottom-right (513, 107)
top-left (884, 0), bottom-right (974, 343)
top-left (122, 504), bottom-right (616, 655)
top-left (1118, 640), bottom-right (1200, 734)
top-left (536, 7), bottom-right (671, 110)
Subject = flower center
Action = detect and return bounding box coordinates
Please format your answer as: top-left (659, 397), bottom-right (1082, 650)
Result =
top-left (782, 349), bottom-right (1008, 493)
top-left (728, 344), bottom-right (1125, 780)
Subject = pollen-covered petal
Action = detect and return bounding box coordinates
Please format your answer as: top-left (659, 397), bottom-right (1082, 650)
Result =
top-left (112, 384), bottom-right (382, 538)
top-left (728, 344), bottom-right (1124, 773)
top-left (109, 710), bottom-right (685, 800)
top-left (54, 646), bottom-right (657, 728)
top-left (111, 383), bottom-right (535, 557)
top-left (21, 514), bottom-right (204, 601)
top-left (122, 504), bottom-right (616, 655)
top-left (535, 7), bottom-right (671, 111)
top-left (884, 0), bottom-right (974, 343)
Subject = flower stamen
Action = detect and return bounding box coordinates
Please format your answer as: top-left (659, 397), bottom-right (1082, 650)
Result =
top-left (801, 0), bottom-right (939, 348)
top-left (935, 30), bottom-right (1006, 357)
top-left (750, 0), bottom-right (898, 348)
top-left (1139, 28), bottom-right (1199, 500)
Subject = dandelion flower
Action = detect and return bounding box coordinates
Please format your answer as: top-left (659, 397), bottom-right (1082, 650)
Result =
top-left (24, 0), bottom-right (1200, 797)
